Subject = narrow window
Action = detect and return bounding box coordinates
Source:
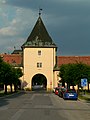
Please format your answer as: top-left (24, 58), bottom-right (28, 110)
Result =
top-left (38, 50), bottom-right (41, 55)
top-left (40, 63), bottom-right (42, 67)
top-left (37, 63), bottom-right (40, 67)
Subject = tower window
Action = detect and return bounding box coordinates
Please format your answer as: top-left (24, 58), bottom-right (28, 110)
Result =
top-left (38, 50), bottom-right (41, 55)
top-left (37, 62), bottom-right (42, 68)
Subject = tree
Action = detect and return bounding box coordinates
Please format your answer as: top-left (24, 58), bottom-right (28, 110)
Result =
top-left (0, 61), bottom-right (12, 94)
top-left (12, 68), bottom-right (23, 91)
top-left (0, 57), bottom-right (23, 93)
top-left (59, 64), bottom-right (68, 87)
top-left (59, 62), bottom-right (90, 91)
top-left (15, 68), bottom-right (23, 78)
top-left (0, 57), bottom-right (4, 90)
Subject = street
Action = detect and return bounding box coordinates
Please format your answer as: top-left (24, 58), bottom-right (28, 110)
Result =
top-left (0, 91), bottom-right (90, 120)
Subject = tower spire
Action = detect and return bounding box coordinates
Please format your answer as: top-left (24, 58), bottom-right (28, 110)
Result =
top-left (39, 8), bottom-right (42, 16)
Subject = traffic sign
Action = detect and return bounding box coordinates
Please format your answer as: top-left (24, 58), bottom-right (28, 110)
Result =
top-left (81, 78), bottom-right (87, 87)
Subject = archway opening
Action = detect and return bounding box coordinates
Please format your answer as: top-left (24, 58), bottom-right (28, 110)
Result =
top-left (32, 74), bottom-right (47, 90)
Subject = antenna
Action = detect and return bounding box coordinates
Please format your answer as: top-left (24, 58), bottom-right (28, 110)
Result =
top-left (39, 8), bottom-right (42, 16)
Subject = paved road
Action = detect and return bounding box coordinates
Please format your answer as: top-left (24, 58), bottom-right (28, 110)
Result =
top-left (0, 91), bottom-right (90, 120)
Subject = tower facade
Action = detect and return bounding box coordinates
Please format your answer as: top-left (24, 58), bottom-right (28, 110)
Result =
top-left (22, 16), bottom-right (57, 91)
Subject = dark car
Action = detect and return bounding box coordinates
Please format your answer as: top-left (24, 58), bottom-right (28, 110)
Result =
top-left (63, 89), bottom-right (78, 100)
top-left (55, 87), bottom-right (60, 95)
top-left (58, 87), bottom-right (67, 97)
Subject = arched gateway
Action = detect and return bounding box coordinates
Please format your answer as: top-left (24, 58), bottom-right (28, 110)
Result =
top-left (32, 74), bottom-right (47, 90)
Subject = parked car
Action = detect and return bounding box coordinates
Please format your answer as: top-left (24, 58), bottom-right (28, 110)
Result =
top-left (63, 89), bottom-right (78, 100)
top-left (58, 87), bottom-right (67, 97)
top-left (55, 87), bottom-right (60, 95)
top-left (32, 85), bottom-right (43, 90)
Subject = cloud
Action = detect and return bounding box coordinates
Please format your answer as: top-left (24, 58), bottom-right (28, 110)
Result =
top-left (0, 26), bottom-right (17, 36)
top-left (0, 6), bottom-right (36, 37)
top-left (0, 37), bottom-right (25, 53)
top-left (0, 0), bottom-right (90, 55)
top-left (0, 4), bottom-right (37, 53)
top-left (0, 0), bottom-right (6, 4)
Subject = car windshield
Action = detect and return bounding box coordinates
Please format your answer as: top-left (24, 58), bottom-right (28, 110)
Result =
top-left (61, 88), bottom-right (66, 92)
top-left (67, 89), bottom-right (76, 93)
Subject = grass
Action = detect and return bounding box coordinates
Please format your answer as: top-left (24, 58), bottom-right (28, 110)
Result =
top-left (79, 95), bottom-right (90, 101)
top-left (0, 90), bottom-right (19, 97)
top-left (78, 91), bottom-right (90, 101)
top-left (0, 92), bottom-right (11, 97)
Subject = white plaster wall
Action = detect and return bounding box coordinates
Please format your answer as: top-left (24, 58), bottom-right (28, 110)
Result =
top-left (53, 71), bottom-right (60, 87)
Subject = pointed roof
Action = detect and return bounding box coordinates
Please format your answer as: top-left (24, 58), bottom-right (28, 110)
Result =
top-left (22, 16), bottom-right (57, 48)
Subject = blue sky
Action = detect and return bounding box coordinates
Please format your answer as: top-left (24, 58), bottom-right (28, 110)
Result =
top-left (0, 0), bottom-right (90, 56)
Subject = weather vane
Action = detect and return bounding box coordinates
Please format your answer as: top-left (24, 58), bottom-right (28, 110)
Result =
top-left (39, 8), bottom-right (42, 16)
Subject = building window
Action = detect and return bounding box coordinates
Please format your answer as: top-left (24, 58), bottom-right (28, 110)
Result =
top-left (38, 50), bottom-right (41, 55)
top-left (37, 62), bottom-right (42, 68)
top-left (40, 63), bottom-right (42, 67)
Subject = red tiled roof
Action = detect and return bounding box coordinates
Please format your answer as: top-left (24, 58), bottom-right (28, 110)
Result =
top-left (1, 54), bottom-right (90, 68)
top-left (0, 54), bottom-right (22, 66)
top-left (57, 56), bottom-right (90, 67)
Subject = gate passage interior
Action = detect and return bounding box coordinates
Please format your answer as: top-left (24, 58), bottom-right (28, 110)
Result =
top-left (32, 74), bottom-right (47, 90)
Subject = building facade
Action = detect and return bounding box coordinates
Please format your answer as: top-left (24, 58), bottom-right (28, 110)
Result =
top-left (21, 16), bottom-right (58, 91)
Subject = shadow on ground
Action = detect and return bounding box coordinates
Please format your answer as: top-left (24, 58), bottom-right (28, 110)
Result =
top-left (0, 91), bottom-right (26, 107)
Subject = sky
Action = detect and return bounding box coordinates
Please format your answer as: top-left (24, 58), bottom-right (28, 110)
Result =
top-left (0, 0), bottom-right (90, 56)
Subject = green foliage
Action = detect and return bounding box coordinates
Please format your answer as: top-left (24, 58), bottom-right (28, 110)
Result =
top-left (59, 62), bottom-right (90, 88)
top-left (0, 57), bottom-right (23, 93)
top-left (15, 68), bottom-right (23, 78)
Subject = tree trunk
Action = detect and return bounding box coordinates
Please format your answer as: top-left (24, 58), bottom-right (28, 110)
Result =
top-left (88, 82), bottom-right (89, 92)
top-left (67, 83), bottom-right (70, 89)
top-left (4, 84), bottom-right (7, 94)
top-left (72, 86), bottom-right (75, 89)
top-left (14, 84), bottom-right (17, 92)
top-left (62, 81), bottom-right (65, 87)
top-left (10, 84), bottom-right (12, 93)
top-left (77, 84), bottom-right (79, 95)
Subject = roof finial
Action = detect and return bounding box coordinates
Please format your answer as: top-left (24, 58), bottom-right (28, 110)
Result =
top-left (39, 8), bottom-right (42, 16)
